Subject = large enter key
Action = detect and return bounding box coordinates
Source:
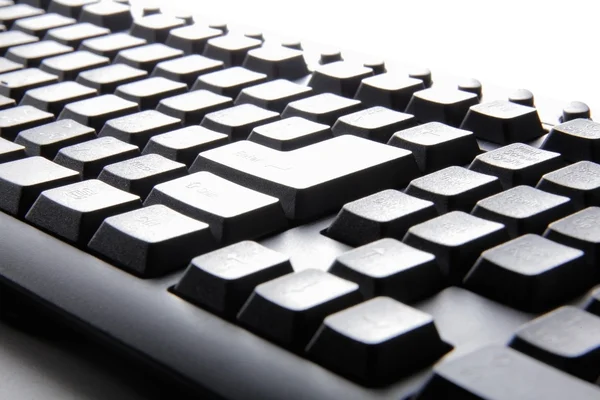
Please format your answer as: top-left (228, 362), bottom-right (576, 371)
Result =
top-left (190, 135), bottom-right (419, 220)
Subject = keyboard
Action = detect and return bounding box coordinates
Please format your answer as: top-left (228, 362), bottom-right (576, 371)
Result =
top-left (0, 1), bottom-right (599, 399)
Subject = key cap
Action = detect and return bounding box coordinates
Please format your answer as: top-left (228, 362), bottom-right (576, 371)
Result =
top-left (509, 88), bottom-right (535, 107)
top-left (464, 234), bottom-right (591, 311)
top-left (78, 1), bottom-right (131, 32)
top-left (44, 22), bottom-right (108, 47)
top-left (319, 48), bottom-right (342, 64)
top-left (76, 63), bottom-right (147, 94)
top-left (201, 103), bottom-right (279, 142)
top-left (13, 12), bottom-right (75, 38)
top-left (414, 345), bottom-right (600, 400)
top-left (363, 59), bottom-right (385, 75)
top-left (203, 34), bottom-right (261, 67)
top-left (0, 30), bottom-right (38, 55)
top-left (472, 185), bottom-right (572, 238)
top-left (115, 76), bottom-right (187, 110)
top-left (6, 39), bottom-right (72, 67)
top-left (307, 297), bottom-right (450, 386)
top-left (48, 0), bottom-right (98, 18)
top-left (242, 46), bottom-right (308, 80)
top-left (89, 204), bottom-right (214, 277)
top-left (174, 241), bottom-right (294, 318)
top-left (354, 74), bottom-right (424, 112)
top-left (469, 143), bottom-right (563, 189)
top-left (156, 89), bottom-right (232, 126)
top-left (326, 189), bottom-right (437, 246)
top-left (404, 211), bottom-right (508, 284)
top-left (0, 92), bottom-right (14, 109)
top-left (309, 61), bottom-right (373, 98)
top-left (192, 66), bottom-right (267, 99)
top-left (408, 67), bottom-right (432, 88)
top-left (113, 43), bottom-right (183, 73)
top-left (561, 101), bottom-right (591, 122)
top-left (40, 50), bottom-right (108, 81)
top-left (388, 122), bottom-right (479, 173)
top-left (0, 105), bottom-right (53, 140)
top-left (54, 136), bottom-right (139, 179)
top-left (0, 56), bottom-right (21, 74)
top-left (458, 78), bottom-right (482, 98)
top-left (59, 94), bottom-right (138, 132)
top-left (98, 109), bottom-right (180, 148)
top-left (151, 54), bottom-right (223, 87)
top-left (15, 118), bottom-right (94, 158)
top-left (0, 156), bottom-right (78, 216)
top-left (328, 239), bottom-right (443, 302)
top-left (537, 161), bottom-right (600, 210)
top-left (20, 80), bottom-right (96, 114)
top-left (332, 106), bottom-right (416, 143)
top-left (235, 79), bottom-right (312, 113)
top-left (0, 136), bottom-right (25, 163)
top-left (130, 14), bottom-right (185, 43)
top-left (237, 269), bottom-right (362, 351)
top-left (0, 4), bottom-right (43, 28)
top-left (144, 171), bottom-right (288, 244)
top-left (542, 119), bottom-right (600, 163)
top-left (165, 24), bottom-right (222, 54)
top-left (247, 116), bottom-right (331, 151)
top-left (282, 92), bottom-right (362, 125)
top-left (26, 179), bottom-right (140, 246)
top-left (585, 286), bottom-right (600, 316)
top-left (406, 88), bottom-right (479, 127)
top-left (0, 67), bottom-right (58, 101)
top-left (142, 125), bottom-right (228, 167)
top-left (80, 32), bottom-right (146, 59)
top-left (405, 166), bottom-right (502, 214)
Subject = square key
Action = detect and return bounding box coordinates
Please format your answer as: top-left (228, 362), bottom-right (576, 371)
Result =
top-left (115, 76), bottom-right (187, 110)
top-left (406, 88), bottom-right (479, 127)
top-left (282, 93), bottom-right (362, 126)
top-left (537, 161), bottom-right (600, 210)
top-left (201, 103), bottom-right (279, 142)
top-left (13, 12), bottom-right (75, 38)
top-left (20, 80), bottom-right (97, 115)
top-left (40, 50), bottom-right (109, 81)
top-left (0, 105), bottom-right (54, 140)
top-left (248, 116), bottom-right (331, 151)
top-left (80, 32), bottom-right (146, 60)
top-left (6, 40), bottom-right (73, 67)
top-left (309, 61), bottom-right (373, 98)
top-left (44, 22), bottom-right (109, 47)
top-left (0, 68), bottom-right (58, 102)
top-left (0, 4), bottom-right (44, 29)
top-left (114, 43), bottom-right (183, 73)
top-left (542, 118), bottom-right (600, 163)
top-left (129, 14), bottom-right (185, 43)
top-left (235, 79), bottom-right (313, 113)
top-left (0, 137), bottom-right (25, 164)
top-left (78, 1), bottom-right (132, 32)
top-left (156, 89), bottom-right (232, 126)
top-left (76, 63), bottom-right (147, 94)
top-left (165, 24), bottom-right (223, 54)
top-left (193, 66), bottom-right (267, 99)
top-left (332, 106), bottom-right (416, 143)
top-left (0, 31), bottom-right (39, 56)
top-left (151, 54), bottom-right (223, 87)
top-left (242, 46), bottom-right (308, 80)
top-left (98, 110), bottom-right (181, 148)
top-left (355, 74), bottom-right (425, 111)
top-left (59, 94), bottom-right (138, 132)
top-left (15, 118), bottom-right (95, 159)
top-left (203, 34), bottom-right (262, 67)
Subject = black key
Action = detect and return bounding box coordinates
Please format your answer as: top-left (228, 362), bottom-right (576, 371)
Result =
top-left (414, 345), bottom-right (600, 400)
top-left (156, 89), bottom-right (232, 126)
top-left (405, 166), bottom-right (502, 213)
top-left (561, 101), bottom-right (591, 122)
top-left (0, 30), bottom-right (38, 55)
top-left (144, 171), bottom-right (287, 244)
top-left (0, 156), bottom-right (78, 216)
top-left (44, 22), bottom-right (109, 47)
top-left (235, 79), bottom-right (312, 113)
top-left (509, 306), bottom-right (600, 381)
top-left (0, 4), bottom-right (43, 28)
top-left (15, 118), bottom-right (94, 158)
top-left (201, 104), bottom-right (279, 142)
top-left (472, 185), bottom-right (572, 238)
top-left (509, 88), bottom-right (535, 107)
top-left (115, 76), bottom-right (186, 110)
top-left (80, 32), bottom-right (146, 59)
top-left (203, 34), bottom-right (261, 67)
top-left (406, 88), bottom-right (479, 127)
top-left (192, 66), bottom-right (267, 99)
top-left (242, 46), bottom-right (308, 80)
top-left (6, 39), bottom-right (72, 67)
top-left (403, 211), bottom-right (508, 284)
top-left (129, 14), bottom-right (185, 43)
top-left (247, 116), bottom-right (331, 151)
top-left (585, 286), bottom-right (600, 316)
top-left (13, 12), bottom-right (75, 37)
top-left (58, 94), bottom-right (138, 132)
top-left (54, 136), bottom-right (139, 179)
top-left (151, 54), bottom-right (223, 87)
top-left (76, 63), bottom-right (147, 94)
top-left (88, 204), bottom-right (215, 277)
top-left (165, 24), bottom-right (222, 54)
top-left (464, 234), bottom-right (591, 312)
top-left (332, 106), bottom-right (416, 143)
top-left (25, 179), bottom-right (140, 246)
top-left (20, 80), bottom-right (96, 114)
top-left (48, 0), bottom-right (98, 18)
top-left (309, 61), bottom-right (373, 97)
top-left (326, 189), bottom-right (437, 246)
top-left (0, 67), bottom-right (57, 101)
top-left (469, 143), bottom-right (563, 189)
top-left (354, 73), bottom-right (425, 111)
top-left (174, 241), bottom-right (293, 318)
top-left (537, 161), bottom-right (600, 210)
top-left (142, 125), bottom-right (228, 167)
top-left (388, 122), bottom-right (480, 173)
top-left (319, 48), bottom-right (342, 65)
top-left (98, 109), bottom-right (180, 148)
top-left (237, 269), bottom-right (362, 351)
top-left (408, 67), bottom-right (432, 88)
top-left (78, 1), bottom-right (131, 32)
top-left (114, 43), bottom-right (183, 73)
top-left (40, 49), bottom-right (108, 81)
top-left (542, 119), bottom-right (600, 163)
top-left (306, 297), bottom-right (450, 386)
top-left (282, 93), bottom-right (362, 125)
top-left (0, 105), bottom-right (53, 140)
top-left (0, 136), bottom-right (25, 163)
top-left (328, 239), bottom-right (443, 302)
top-left (191, 135), bottom-right (419, 220)
top-left (0, 56), bottom-right (21, 74)
top-left (458, 78), bottom-right (482, 98)
top-left (0, 92), bottom-right (14, 109)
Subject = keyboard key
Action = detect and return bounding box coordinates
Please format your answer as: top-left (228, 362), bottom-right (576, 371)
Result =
top-left (98, 109), bottom-right (180, 148)
top-left (54, 136), bottom-right (139, 179)
top-left (354, 74), bottom-right (423, 111)
top-left (537, 161), bottom-right (600, 210)
top-left (130, 14), bottom-right (185, 43)
top-left (203, 34), bottom-right (261, 67)
top-left (78, 1), bottom-right (131, 32)
top-left (44, 22), bottom-right (109, 47)
top-left (306, 297), bottom-right (450, 385)
top-left (509, 306), bottom-right (600, 381)
top-left (165, 24), bottom-right (222, 54)
top-left (192, 66), bottom-right (267, 98)
top-left (319, 48), bottom-right (342, 64)
top-left (326, 189), bottom-right (437, 246)
top-left (151, 54), bottom-right (223, 87)
top-left (0, 67), bottom-right (58, 102)
top-left (469, 143), bottom-right (563, 189)
top-left (405, 166), bottom-right (502, 213)
top-left (509, 88), bottom-right (535, 107)
top-left (156, 89), bottom-right (232, 126)
top-left (561, 101), bottom-right (591, 122)
top-left (414, 345), bottom-right (600, 400)
top-left (388, 122), bottom-right (480, 173)
top-left (0, 30), bottom-right (38, 55)
top-left (20, 80), bottom-right (96, 114)
top-left (248, 116), bottom-right (331, 151)
top-left (472, 186), bottom-right (572, 238)
top-left (235, 79), bottom-right (312, 113)
top-left (406, 88), bottom-right (479, 127)
top-left (585, 286), bottom-right (600, 316)
top-left (113, 43), bottom-right (183, 73)
top-left (26, 179), bottom-right (140, 246)
top-left (0, 4), bottom-right (43, 28)
top-left (142, 125), bottom-right (228, 167)
top-left (60, 93), bottom-right (137, 132)
top-left (0, 92), bottom-right (14, 109)
top-left (237, 269), bottom-right (361, 351)
top-left (76, 63), bottom-right (147, 94)
top-left (0, 156), bottom-right (78, 216)
top-left (404, 211), bottom-right (508, 284)
top-left (0, 56), bottom-right (22, 74)
top-left (541, 119), bottom-right (600, 163)
top-left (457, 78), bottom-right (482, 98)
top-left (282, 93), bottom-right (362, 125)
top-left (48, 0), bottom-right (98, 18)
top-left (6, 40), bottom-right (72, 67)
top-left (0, 105), bottom-right (53, 140)
top-left (201, 104), bottom-right (279, 142)
top-left (0, 136), bottom-right (25, 163)
top-left (174, 241), bottom-right (293, 318)
top-left (40, 50), bottom-right (108, 81)
top-left (15, 118), bottom-right (94, 158)
top-left (80, 32), bottom-right (146, 59)
top-left (464, 234), bottom-right (591, 311)
top-left (89, 204), bottom-right (214, 277)
top-left (328, 239), bottom-right (443, 302)
top-left (13, 12), bottom-right (75, 38)
top-left (144, 171), bottom-right (287, 244)
top-left (242, 46), bottom-right (308, 79)
top-left (115, 76), bottom-right (187, 110)
top-left (408, 67), bottom-right (432, 87)
top-left (309, 61), bottom-right (373, 97)
top-left (332, 106), bottom-right (416, 143)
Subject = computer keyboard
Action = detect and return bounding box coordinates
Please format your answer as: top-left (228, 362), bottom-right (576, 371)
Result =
top-left (0, 1), bottom-right (599, 399)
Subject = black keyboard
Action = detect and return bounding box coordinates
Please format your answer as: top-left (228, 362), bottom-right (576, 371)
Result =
top-left (0, 1), bottom-right (599, 399)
